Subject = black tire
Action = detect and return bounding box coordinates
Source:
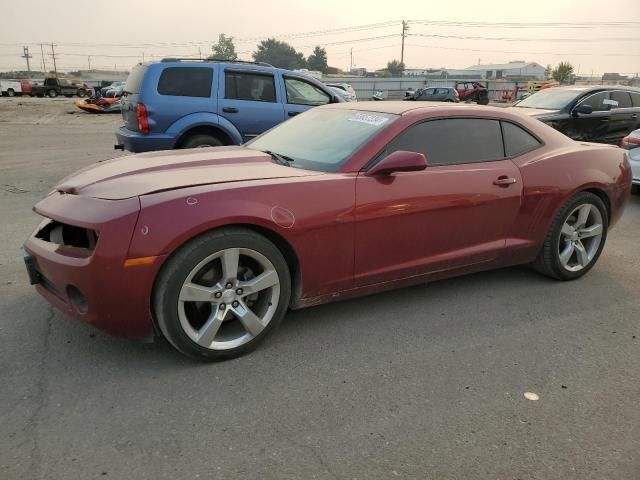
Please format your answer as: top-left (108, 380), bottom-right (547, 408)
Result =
top-left (181, 134), bottom-right (224, 149)
top-left (6, 89), bottom-right (15, 97)
top-left (532, 192), bottom-right (608, 281)
top-left (48, 89), bottom-right (58, 98)
top-left (153, 228), bottom-right (291, 361)
top-left (76, 89), bottom-right (85, 98)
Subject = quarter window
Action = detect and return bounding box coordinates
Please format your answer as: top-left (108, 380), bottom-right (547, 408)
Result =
top-left (224, 71), bottom-right (276, 102)
top-left (157, 67), bottom-right (213, 97)
top-left (502, 121), bottom-right (542, 157)
top-left (631, 92), bottom-right (640, 107)
top-left (385, 119), bottom-right (504, 166)
top-left (284, 77), bottom-right (330, 106)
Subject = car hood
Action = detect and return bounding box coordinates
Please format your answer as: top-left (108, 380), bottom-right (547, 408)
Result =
top-left (56, 146), bottom-right (322, 200)
top-left (509, 106), bottom-right (560, 118)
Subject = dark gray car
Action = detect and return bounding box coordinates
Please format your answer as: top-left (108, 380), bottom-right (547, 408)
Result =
top-left (406, 87), bottom-right (459, 102)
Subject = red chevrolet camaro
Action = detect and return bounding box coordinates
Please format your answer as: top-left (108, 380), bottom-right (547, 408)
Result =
top-left (24, 102), bottom-right (632, 360)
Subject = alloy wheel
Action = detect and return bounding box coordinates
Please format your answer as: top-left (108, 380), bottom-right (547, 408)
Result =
top-left (177, 248), bottom-right (281, 350)
top-left (558, 203), bottom-right (604, 272)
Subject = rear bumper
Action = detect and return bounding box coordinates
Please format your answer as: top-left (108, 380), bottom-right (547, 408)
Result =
top-left (23, 192), bottom-right (163, 340)
top-left (115, 126), bottom-right (176, 153)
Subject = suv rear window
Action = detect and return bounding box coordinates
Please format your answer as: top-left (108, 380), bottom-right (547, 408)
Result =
top-left (125, 64), bottom-right (148, 94)
top-left (225, 71), bottom-right (276, 102)
top-left (157, 67), bottom-right (213, 97)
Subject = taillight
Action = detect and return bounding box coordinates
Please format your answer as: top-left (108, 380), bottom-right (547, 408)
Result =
top-left (136, 103), bottom-right (149, 134)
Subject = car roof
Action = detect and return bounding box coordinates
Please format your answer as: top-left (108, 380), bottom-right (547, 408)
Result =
top-left (323, 101), bottom-right (496, 115)
top-left (547, 84), bottom-right (640, 93)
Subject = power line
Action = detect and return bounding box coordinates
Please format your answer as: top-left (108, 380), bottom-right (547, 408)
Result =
top-left (406, 43), bottom-right (640, 57)
top-left (408, 33), bottom-right (640, 43)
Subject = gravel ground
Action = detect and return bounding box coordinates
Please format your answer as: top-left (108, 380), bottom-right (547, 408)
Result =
top-left (0, 98), bottom-right (639, 480)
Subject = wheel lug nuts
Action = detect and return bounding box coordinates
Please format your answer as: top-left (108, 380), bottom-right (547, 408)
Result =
top-left (214, 292), bottom-right (222, 298)
top-left (219, 303), bottom-right (226, 310)
top-left (232, 301), bottom-right (239, 308)
top-left (236, 288), bottom-right (243, 295)
top-left (225, 282), bottom-right (233, 289)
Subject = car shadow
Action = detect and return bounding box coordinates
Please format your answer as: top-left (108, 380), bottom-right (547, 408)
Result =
top-left (4, 262), bottom-right (634, 371)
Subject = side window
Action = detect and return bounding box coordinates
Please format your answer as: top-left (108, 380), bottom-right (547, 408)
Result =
top-left (386, 119), bottom-right (504, 166)
top-left (631, 92), bottom-right (640, 107)
top-left (157, 67), bottom-right (213, 97)
top-left (436, 88), bottom-right (449, 95)
top-left (224, 71), bottom-right (276, 102)
top-left (502, 121), bottom-right (542, 157)
top-left (609, 91), bottom-right (633, 109)
top-left (579, 91), bottom-right (610, 112)
top-left (284, 77), bottom-right (330, 106)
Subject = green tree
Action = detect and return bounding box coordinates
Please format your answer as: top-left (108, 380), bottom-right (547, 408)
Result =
top-left (253, 39), bottom-right (307, 69)
top-left (544, 64), bottom-right (552, 80)
top-left (209, 34), bottom-right (237, 61)
top-left (307, 46), bottom-right (328, 73)
top-left (386, 59), bottom-right (405, 76)
top-left (552, 61), bottom-right (574, 84)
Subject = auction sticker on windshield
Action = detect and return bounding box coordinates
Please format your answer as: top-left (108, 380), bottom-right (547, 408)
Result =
top-left (348, 112), bottom-right (390, 126)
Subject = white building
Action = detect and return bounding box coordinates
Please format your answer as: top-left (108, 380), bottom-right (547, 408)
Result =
top-left (465, 61), bottom-right (545, 80)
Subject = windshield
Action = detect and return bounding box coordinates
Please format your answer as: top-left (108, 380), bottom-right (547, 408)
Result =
top-left (515, 88), bottom-right (582, 110)
top-left (246, 109), bottom-right (397, 172)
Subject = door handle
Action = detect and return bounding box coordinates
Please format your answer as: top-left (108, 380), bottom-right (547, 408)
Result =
top-left (493, 176), bottom-right (517, 187)
top-left (631, 114), bottom-right (638, 119)
top-left (288, 111), bottom-right (300, 117)
top-left (223, 107), bottom-right (239, 113)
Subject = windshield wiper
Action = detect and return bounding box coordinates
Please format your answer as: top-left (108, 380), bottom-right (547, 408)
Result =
top-left (264, 150), bottom-right (295, 167)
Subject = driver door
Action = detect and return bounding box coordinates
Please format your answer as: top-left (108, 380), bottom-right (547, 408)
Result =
top-left (353, 118), bottom-right (522, 287)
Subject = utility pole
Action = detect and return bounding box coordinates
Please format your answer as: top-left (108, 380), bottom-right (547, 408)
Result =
top-left (400, 20), bottom-right (408, 66)
top-left (349, 48), bottom-right (353, 72)
top-left (50, 42), bottom-right (58, 77)
top-left (199, 47), bottom-right (202, 60)
top-left (142, 52), bottom-right (145, 62)
top-left (40, 43), bottom-right (47, 72)
top-left (21, 46), bottom-right (33, 72)
top-left (87, 56), bottom-right (91, 70)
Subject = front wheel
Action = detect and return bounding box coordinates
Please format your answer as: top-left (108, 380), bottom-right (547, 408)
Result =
top-left (6, 89), bottom-right (15, 97)
top-left (48, 89), bottom-right (58, 98)
top-left (154, 228), bottom-right (291, 360)
top-left (76, 89), bottom-right (85, 97)
top-left (533, 192), bottom-right (608, 280)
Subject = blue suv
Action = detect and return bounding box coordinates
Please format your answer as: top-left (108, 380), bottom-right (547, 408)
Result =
top-left (115, 59), bottom-right (341, 152)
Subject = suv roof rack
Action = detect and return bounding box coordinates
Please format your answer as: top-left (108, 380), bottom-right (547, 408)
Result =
top-left (160, 58), bottom-right (274, 67)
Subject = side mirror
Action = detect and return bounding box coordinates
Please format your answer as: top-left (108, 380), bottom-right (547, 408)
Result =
top-left (365, 150), bottom-right (427, 176)
top-left (331, 95), bottom-right (341, 103)
top-left (574, 104), bottom-right (593, 116)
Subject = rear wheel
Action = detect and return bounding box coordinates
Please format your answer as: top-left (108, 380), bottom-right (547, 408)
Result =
top-left (181, 134), bottom-right (224, 149)
top-left (76, 89), bottom-right (85, 97)
top-left (6, 89), bottom-right (15, 97)
top-left (533, 192), bottom-right (608, 280)
top-left (154, 228), bottom-right (291, 360)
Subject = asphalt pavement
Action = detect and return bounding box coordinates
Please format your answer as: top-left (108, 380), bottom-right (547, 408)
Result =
top-left (0, 106), bottom-right (638, 479)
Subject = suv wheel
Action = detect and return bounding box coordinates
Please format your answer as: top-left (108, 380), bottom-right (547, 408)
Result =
top-left (181, 134), bottom-right (223, 149)
top-left (48, 89), bottom-right (58, 98)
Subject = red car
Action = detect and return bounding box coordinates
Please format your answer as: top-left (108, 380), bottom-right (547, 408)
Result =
top-left (23, 103), bottom-right (632, 360)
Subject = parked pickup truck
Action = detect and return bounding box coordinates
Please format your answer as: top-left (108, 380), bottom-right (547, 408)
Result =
top-left (31, 78), bottom-right (91, 98)
top-left (0, 80), bottom-right (22, 97)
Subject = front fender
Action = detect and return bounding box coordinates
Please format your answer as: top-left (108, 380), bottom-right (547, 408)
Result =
top-left (165, 112), bottom-right (243, 145)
